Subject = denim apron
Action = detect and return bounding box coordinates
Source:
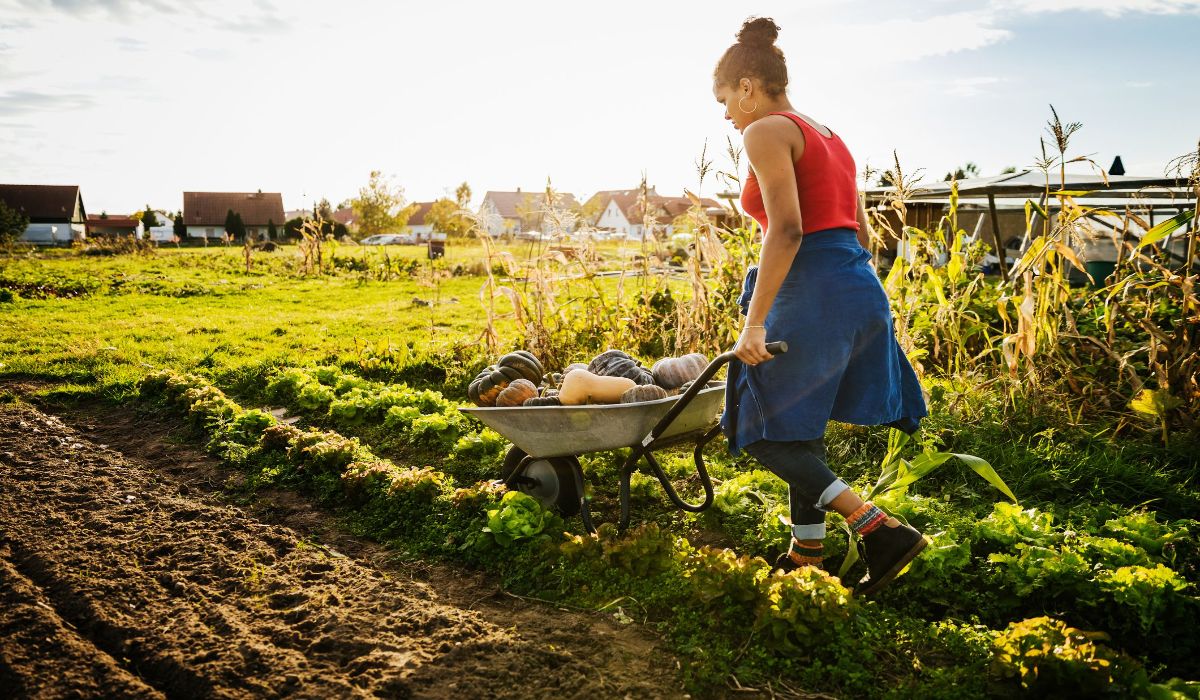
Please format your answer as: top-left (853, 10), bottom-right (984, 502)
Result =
top-left (720, 229), bottom-right (927, 454)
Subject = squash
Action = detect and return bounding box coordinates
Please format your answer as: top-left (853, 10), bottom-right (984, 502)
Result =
top-left (559, 369), bottom-right (636, 405)
top-left (541, 372), bottom-right (563, 389)
top-left (496, 379), bottom-right (538, 407)
top-left (620, 384), bottom-right (669, 403)
top-left (497, 350), bottom-right (543, 384)
top-left (468, 365), bottom-right (526, 406)
top-left (651, 353), bottom-right (709, 390)
top-left (523, 395), bottom-right (562, 407)
top-left (562, 362), bottom-right (589, 377)
top-left (588, 349), bottom-right (654, 385)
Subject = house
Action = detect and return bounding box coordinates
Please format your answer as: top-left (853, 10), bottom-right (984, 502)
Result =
top-left (406, 201), bottom-right (435, 238)
top-left (584, 187), bottom-right (727, 240)
top-left (331, 206), bottom-right (356, 231)
top-left (182, 191), bottom-right (285, 240)
top-left (87, 213), bottom-right (143, 238)
top-left (0, 184), bottom-right (87, 245)
top-left (478, 189), bottom-right (581, 236)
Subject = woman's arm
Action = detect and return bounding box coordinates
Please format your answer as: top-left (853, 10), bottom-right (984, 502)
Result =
top-left (735, 118), bottom-right (805, 366)
top-left (855, 190), bottom-right (873, 250)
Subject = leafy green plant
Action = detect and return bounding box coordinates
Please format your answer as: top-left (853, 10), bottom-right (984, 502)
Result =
top-left (483, 491), bottom-right (560, 546)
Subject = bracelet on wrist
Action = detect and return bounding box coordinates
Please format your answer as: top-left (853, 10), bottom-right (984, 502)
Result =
top-left (744, 324), bottom-right (765, 329)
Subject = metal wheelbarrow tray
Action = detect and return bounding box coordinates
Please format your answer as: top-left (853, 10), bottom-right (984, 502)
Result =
top-left (459, 342), bottom-right (786, 533)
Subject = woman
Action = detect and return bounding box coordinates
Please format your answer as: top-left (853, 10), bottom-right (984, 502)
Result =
top-left (714, 17), bottom-right (929, 596)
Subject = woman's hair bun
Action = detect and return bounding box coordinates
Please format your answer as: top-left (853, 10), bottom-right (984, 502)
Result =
top-left (736, 16), bottom-right (780, 48)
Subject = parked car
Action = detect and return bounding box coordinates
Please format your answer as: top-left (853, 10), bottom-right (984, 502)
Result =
top-left (360, 234), bottom-right (413, 245)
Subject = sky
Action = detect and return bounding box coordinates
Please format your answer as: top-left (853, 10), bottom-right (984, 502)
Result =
top-left (1, 0), bottom-right (1198, 215)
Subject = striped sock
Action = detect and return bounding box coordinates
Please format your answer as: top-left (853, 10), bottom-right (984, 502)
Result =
top-left (847, 502), bottom-right (889, 536)
top-left (787, 539), bottom-right (825, 567)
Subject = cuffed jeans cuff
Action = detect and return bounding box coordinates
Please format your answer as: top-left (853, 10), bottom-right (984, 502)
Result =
top-left (816, 479), bottom-right (850, 511)
top-left (791, 522), bottom-right (827, 540)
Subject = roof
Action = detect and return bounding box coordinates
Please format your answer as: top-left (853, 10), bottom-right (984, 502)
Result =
top-left (183, 191), bottom-right (285, 227)
top-left (331, 207), bottom-right (355, 226)
top-left (406, 201), bottom-right (434, 226)
top-left (0, 184), bottom-right (84, 223)
top-left (481, 190), bottom-right (581, 219)
top-left (86, 214), bottom-right (140, 228)
top-left (627, 194), bottom-right (725, 224)
top-left (864, 169), bottom-right (1191, 201)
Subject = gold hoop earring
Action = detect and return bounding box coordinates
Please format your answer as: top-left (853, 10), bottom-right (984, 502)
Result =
top-left (738, 96), bottom-right (758, 114)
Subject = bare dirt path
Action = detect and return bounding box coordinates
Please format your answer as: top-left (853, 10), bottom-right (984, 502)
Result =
top-left (0, 399), bottom-right (690, 699)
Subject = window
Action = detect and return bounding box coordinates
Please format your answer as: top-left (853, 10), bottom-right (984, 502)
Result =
top-left (206, 227), bottom-right (215, 236)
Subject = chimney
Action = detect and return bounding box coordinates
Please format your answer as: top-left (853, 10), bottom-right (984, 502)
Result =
top-left (1109, 156), bottom-right (1126, 176)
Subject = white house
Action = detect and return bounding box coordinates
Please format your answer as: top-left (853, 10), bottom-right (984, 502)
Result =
top-left (478, 189), bottom-right (581, 236)
top-left (86, 213), bottom-right (143, 238)
top-left (584, 187), bottom-right (727, 240)
top-left (183, 191), bottom-right (285, 240)
top-left (406, 201), bottom-right (435, 238)
top-left (0, 184), bottom-right (87, 245)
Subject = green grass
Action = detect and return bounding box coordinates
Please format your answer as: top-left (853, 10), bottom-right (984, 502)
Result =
top-left (3, 245), bottom-right (1198, 698)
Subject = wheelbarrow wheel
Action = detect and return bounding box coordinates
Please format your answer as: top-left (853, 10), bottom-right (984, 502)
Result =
top-left (501, 447), bottom-right (581, 517)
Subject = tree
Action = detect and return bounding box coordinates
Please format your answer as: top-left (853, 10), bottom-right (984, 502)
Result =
top-left (267, 219), bottom-right (278, 240)
top-left (351, 170), bottom-right (409, 239)
top-left (224, 209), bottom-right (246, 239)
top-left (426, 198), bottom-right (473, 238)
top-left (173, 213), bottom-right (186, 240)
top-left (455, 182), bottom-right (472, 209)
top-left (140, 205), bottom-right (160, 229)
top-left (284, 216), bottom-right (304, 239)
top-left (0, 198), bottom-right (30, 245)
top-left (943, 162), bottom-right (980, 182)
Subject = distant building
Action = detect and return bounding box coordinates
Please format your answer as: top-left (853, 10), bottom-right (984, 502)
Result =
top-left (87, 214), bottom-right (142, 238)
top-left (478, 189), bottom-right (581, 236)
top-left (0, 183), bottom-right (87, 245)
top-left (406, 201), bottom-right (435, 238)
top-left (331, 206), bottom-right (356, 232)
top-left (584, 187), bottom-right (727, 239)
top-left (183, 191), bottom-right (285, 240)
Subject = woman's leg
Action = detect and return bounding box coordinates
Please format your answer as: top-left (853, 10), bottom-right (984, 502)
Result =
top-left (744, 437), bottom-right (926, 592)
top-left (743, 438), bottom-right (846, 568)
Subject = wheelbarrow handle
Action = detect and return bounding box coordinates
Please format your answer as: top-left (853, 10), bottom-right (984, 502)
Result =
top-left (644, 341), bottom-right (787, 443)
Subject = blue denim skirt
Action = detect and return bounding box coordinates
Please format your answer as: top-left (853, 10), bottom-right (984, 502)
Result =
top-left (720, 229), bottom-right (927, 454)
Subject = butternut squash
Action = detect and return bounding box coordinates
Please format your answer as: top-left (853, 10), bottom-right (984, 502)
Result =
top-left (559, 369), bottom-right (635, 405)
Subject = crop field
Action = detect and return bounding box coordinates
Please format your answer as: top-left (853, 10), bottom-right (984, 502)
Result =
top-left (2, 182), bottom-right (1198, 699)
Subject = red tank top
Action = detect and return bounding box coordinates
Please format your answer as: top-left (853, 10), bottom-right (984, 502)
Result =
top-left (740, 112), bottom-right (859, 234)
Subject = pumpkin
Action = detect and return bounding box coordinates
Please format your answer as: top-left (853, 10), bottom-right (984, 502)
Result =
top-left (588, 349), bottom-right (654, 385)
top-left (541, 372), bottom-right (564, 389)
top-left (620, 384), bottom-right (669, 403)
top-left (497, 350), bottom-right (543, 384)
top-left (562, 363), bottom-right (589, 377)
top-left (652, 353), bottom-right (709, 390)
top-left (559, 369), bottom-right (636, 405)
top-left (523, 395), bottom-right (562, 407)
top-left (468, 365), bottom-right (525, 406)
top-left (496, 379), bottom-right (538, 407)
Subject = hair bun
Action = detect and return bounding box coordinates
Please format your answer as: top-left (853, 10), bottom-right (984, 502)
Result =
top-left (736, 17), bottom-right (779, 48)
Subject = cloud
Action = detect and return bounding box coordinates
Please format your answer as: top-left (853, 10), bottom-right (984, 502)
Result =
top-left (996, 0), bottom-right (1200, 17)
top-left (0, 89), bottom-right (93, 115)
top-left (834, 10), bottom-right (1013, 62)
top-left (1, 0), bottom-right (292, 33)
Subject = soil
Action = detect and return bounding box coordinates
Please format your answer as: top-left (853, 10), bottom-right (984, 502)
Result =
top-left (0, 393), bottom-right (694, 699)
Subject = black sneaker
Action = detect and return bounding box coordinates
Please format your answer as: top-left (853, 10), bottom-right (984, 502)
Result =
top-left (855, 522), bottom-right (927, 596)
top-left (774, 541), bottom-right (825, 573)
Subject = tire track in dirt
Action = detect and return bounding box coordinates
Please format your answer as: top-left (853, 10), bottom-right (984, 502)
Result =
top-left (0, 401), bottom-right (688, 699)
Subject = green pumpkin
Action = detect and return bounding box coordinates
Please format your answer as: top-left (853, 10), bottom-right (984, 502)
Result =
top-left (588, 349), bottom-right (654, 385)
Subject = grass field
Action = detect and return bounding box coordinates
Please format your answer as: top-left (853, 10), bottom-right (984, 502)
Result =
top-left (2, 243), bottom-right (1198, 698)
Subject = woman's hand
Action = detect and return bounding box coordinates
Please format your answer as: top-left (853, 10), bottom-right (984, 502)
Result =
top-left (734, 325), bottom-right (773, 366)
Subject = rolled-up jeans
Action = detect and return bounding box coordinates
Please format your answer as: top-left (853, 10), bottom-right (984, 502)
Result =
top-left (742, 438), bottom-right (849, 540)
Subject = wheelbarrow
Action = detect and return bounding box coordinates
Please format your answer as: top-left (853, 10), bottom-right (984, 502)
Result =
top-left (459, 342), bottom-right (787, 532)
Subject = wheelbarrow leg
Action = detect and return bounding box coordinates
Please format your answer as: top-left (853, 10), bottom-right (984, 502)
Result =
top-left (572, 458), bottom-right (599, 535)
top-left (618, 447), bottom-right (642, 532)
